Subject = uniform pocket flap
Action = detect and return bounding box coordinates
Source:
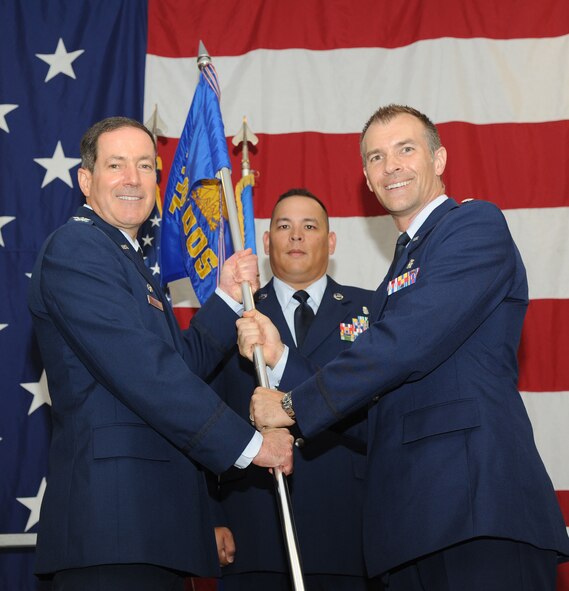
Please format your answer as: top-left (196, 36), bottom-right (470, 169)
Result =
top-left (402, 398), bottom-right (480, 444)
top-left (93, 423), bottom-right (172, 461)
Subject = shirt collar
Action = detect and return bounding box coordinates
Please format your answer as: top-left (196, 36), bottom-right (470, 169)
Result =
top-left (83, 204), bottom-right (141, 251)
top-left (273, 274), bottom-right (328, 311)
top-left (405, 194), bottom-right (448, 240)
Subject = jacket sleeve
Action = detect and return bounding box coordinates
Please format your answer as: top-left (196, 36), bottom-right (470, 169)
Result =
top-left (292, 201), bottom-right (527, 437)
top-left (181, 292), bottom-right (241, 380)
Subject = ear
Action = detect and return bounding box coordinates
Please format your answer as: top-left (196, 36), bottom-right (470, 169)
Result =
top-left (77, 167), bottom-right (92, 198)
top-left (262, 230), bottom-right (270, 255)
top-left (363, 167), bottom-right (373, 192)
top-left (328, 231), bottom-right (337, 255)
top-left (433, 146), bottom-right (447, 176)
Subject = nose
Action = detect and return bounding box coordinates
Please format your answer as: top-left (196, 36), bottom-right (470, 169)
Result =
top-left (289, 226), bottom-right (303, 241)
top-left (123, 163), bottom-right (141, 185)
top-left (383, 153), bottom-right (402, 175)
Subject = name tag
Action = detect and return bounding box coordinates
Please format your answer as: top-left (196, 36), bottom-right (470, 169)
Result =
top-left (387, 267), bottom-right (420, 296)
top-left (147, 294), bottom-right (164, 311)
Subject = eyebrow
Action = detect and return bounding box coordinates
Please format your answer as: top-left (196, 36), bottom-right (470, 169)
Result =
top-left (274, 216), bottom-right (320, 224)
top-left (395, 138), bottom-right (415, 147)
top-left (105, 154), bottom-right (155, 162)
top-left (365, 138), bottom-right (416, 159)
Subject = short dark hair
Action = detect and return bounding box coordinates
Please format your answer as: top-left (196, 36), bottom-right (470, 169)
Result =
top-left (360, 104), bottom-right (441, 160)
top-left (271, 188), bottom-right (329, 229)
top-left (80, 116), bottom-right (156, 172)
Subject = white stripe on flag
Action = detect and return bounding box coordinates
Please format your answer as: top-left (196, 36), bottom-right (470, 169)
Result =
top-left (521, 392), bottom-right (569, 490)
top-left (169, 206), bottom-right (569, 306)
top-left (145, 35), bottom-right (569, 136)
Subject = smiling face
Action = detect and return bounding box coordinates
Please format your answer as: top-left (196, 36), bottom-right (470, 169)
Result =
top-left (263, 195), bottom-right (336, 290)
top-left (77, 126), bottom-right (157, 239)
top-left (362, 113), bottom-right (447, 231)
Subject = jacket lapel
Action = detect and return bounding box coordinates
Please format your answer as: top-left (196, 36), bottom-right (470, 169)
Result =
top-left (76, 206), bottom-right (184, 351)
top-left (299, 278), bottom-right (352, 357)
top-left (256, 280), bottom-right (296, 350)
top-left (256, 278), bottom-right (353, 357)
top-left (77, 206), bottom-right (164, 297)
top-left (372, 199), bottom-right (459, 322)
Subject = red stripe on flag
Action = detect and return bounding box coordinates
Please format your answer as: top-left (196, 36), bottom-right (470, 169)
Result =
top-left (148, 0), bottom-right (569, 57)
top-left (173, 306), bottom-right (198, 330)
top-left (171, 298), bottom-right (569, 393)
top-left (556, 491), bottom-right (569, 525)
top-left (157, 120), bottom-right (569, 218)
top-left (519, 300), bottom-right (569, 392)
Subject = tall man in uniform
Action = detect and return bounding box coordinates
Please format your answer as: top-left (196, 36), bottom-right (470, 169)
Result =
top-left (210, 188), bottom-right (373, 590)
top-left (247, 105), bottom-right (569, 590)
top-left (28, 116), bottom-right (293, 591)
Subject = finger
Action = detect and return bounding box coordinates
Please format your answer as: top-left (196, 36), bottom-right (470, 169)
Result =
top-left (219, 547), bottom-right (227, 566)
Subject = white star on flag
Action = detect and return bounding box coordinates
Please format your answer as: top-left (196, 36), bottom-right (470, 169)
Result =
top-left (0, 216), bottom-right (15, 247)
top-left (141, 234), bottom-right (154, 247)
top-left (0, 104), bottom-right (18, 133)
top-left (150, 262), bottom-right (160, 275)
top-left (36, 38), bottom-right (85, 83)
top-left (0, 324), bottom-right (7, 332)
top-left (20, 370), bottom-right (52, 415)
top-left (149, 214), bottom-right (161, 227)
top-left (16, 477), bottom-right (47, 532)
top-left (34, 141), bottom-right (81, 188)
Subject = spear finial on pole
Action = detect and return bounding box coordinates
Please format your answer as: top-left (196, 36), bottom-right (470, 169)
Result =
top-left (197, 40), bottom-right (212, 70)
top-left (144, 103), bottom-right (167, 140)
top-left (232, 117), bottom-right (259, 177)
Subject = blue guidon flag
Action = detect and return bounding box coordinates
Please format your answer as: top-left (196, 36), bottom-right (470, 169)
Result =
top-left (161, 57), bottom-right (255, 304)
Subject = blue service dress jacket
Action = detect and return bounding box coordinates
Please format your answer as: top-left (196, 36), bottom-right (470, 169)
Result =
top-left (28, 206), bottom-right (256, 577)
top-left (208, 277), bottom-right (373, 576)
top-left (281, 199), bottom-right (569, 577)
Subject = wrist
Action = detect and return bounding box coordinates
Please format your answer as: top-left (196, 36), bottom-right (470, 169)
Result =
top-left (268, 342), bottom-right (285, 368)
top-left (281, 391), bottom-right (295, 420)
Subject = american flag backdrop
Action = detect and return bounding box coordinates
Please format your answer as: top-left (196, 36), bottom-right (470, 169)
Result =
top-left (1, 0), bottom-right (568, 589)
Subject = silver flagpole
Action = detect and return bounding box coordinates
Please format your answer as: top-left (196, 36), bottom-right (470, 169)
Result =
top-left (218, 163), bottom-right (305, 591)
top-left (197, 42), bottom-right (306, 591)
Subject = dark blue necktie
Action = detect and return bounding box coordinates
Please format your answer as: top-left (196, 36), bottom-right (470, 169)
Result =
top-left (293, 290), bottom-right (314, 348)
top-left (389, 232), bottom-right (410, 278)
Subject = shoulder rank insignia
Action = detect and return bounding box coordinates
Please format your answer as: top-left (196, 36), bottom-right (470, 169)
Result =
top-left (71, 216), bottom-right (91, 223)
top-left (387, 267), bottom-right (420, 296)
top-left (340, 315), bottom-right (369, 342)
top-left (120, 244), bottom-right (129, 250)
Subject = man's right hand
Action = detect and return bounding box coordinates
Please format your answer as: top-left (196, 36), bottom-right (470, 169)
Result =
top-left (237, 309), bottom-right (284, 368)
top-left (215, 526), bottom-right (236, 566)
top-left (252, 427), bottom-right (294, 475)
